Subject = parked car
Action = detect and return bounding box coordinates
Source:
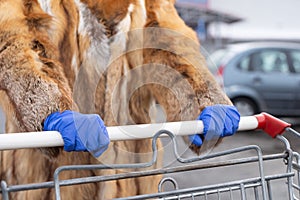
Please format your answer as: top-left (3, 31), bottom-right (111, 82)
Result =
top-left (207, 41), bottom-right (300, 116)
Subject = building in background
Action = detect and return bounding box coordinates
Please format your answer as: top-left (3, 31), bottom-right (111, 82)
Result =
top-left (209, 0), bottom-right (300, 43)
top-left (175, 0), bottom-right (242, 51)
top-left (176, 0), bottom-right (300, 52)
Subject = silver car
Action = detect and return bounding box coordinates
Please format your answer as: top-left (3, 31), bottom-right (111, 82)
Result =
top-left (207, 41), bottom-right (300, 116)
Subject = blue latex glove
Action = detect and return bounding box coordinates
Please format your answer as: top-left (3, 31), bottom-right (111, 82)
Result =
top-left (189, 105), bottom-right (240, 146)
top-left (43, 110), bottom-right (110, 158)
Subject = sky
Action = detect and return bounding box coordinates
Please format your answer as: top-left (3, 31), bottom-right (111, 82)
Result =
top-left (208, 0), bottom-right (300, 40)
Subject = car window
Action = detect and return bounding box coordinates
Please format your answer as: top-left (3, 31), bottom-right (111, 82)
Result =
top-left (206, 49), bottom-right (228, 74)
top-left (238, 50), bottom-right (289, 73)
top-left (291, 50), bottom-right (300, 73)
top-left (237, 56), bottom-right (250, 71)
top-left (260, 51), bottom-right (289, 73)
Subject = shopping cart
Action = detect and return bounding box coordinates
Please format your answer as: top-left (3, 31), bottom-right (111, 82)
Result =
top-left (1, 112), bottom-right (300, 200)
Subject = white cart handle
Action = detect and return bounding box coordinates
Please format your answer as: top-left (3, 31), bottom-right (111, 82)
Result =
top-left (0, 113), bottom-right (290, 150)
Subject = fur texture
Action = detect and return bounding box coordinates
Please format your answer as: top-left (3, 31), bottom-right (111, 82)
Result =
top-left (0, 0), bottom-right (232, 199)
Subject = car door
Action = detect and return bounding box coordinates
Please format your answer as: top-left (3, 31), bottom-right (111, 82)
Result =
top-left (247, 49), bottom-right (296, 115)
top-left (289, 49), bottom-right (300, 114)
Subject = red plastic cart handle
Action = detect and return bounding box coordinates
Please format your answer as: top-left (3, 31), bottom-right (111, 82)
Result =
top-left (255, 112), bottom-right (291, 138)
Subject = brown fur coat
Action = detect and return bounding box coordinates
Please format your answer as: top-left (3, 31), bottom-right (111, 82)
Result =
top-left (0, 0), bottom-right (231, 199)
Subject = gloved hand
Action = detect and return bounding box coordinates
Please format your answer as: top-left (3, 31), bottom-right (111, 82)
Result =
top-left (189, 105), bottom-right (240, 147)
top-left (43, 110), bottom-right (110, 158)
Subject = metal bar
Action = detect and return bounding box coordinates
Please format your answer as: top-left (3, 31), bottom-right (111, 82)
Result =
top-left (229, 188), bottom-right (233, 200)
top-left (1, 172), bottom-right (293, 199)
top-left (295, 153), bottom-right (300, 198)
top-left (0, 181), bottom-right (54, 193)
top-left (113, 173), bottom-right (295, 200)
top-left (287, 127), bottom-right (300, 138)
top-left (2, 158), bottom-right (293, 194)
top-left (254, 186), bottom-right (259, 200)
top-left (158, 177), bottom-right (179, 193)
top-left (162, 182), bottom-right (284, 200)
top-left (52, 130), bottom-right (265, 199)
top-left (277, 135), bottom-right (295, 199)
top-left (1, 181), bottom-right (9, 200)
top-left (267, 180), bottom-right (272, 200)
top-left (240, 183), bottom-right (246, 200)
top-left (51, 142), bottom-right (270, 190)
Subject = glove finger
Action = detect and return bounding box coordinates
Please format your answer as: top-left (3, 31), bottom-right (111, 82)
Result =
top-left (58, 111), bottom-right (77, 151)
top-left (62, 135), bottom-right (76, 152)
top-left (43, 111), bottom-right (76, 151)
top-left (77, 115), bottom-right (110, 157)
top-left (223, 108), bottom-right (240, 136)
top-left (74, 136), bottom-right (88, 152)
top-left (189, 134), bottom-right (203, 147)
top-left (43, 112), bottom-right (61, 131)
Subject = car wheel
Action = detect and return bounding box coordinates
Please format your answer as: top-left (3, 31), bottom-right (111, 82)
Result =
top-left (232, 98), bottom-right (258, 116)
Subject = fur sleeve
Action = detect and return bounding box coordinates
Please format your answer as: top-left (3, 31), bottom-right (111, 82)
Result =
top-left (0, 1), bottom-right (74, 132)
top-left (144, 0), bottom-right (232, 120)
top-left (143, 0), bottom-right (232, 153)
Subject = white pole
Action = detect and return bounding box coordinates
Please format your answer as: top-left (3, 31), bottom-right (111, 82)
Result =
top-left (0, 131), bottom-right (64, 150)
top-left (238, 116), bottom-right (259, 131)
top-left (0, 116), bottom-right (258, 150)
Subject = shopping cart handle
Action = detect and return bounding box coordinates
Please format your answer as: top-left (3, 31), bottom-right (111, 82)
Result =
top-left (254, 112), bottom-right (291, 138)
top-left (0, 113), bottom-right (291, 150)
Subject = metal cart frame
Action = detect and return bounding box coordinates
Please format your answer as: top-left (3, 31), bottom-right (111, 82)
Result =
top-left (1, 113), bottom-right (300, 199)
